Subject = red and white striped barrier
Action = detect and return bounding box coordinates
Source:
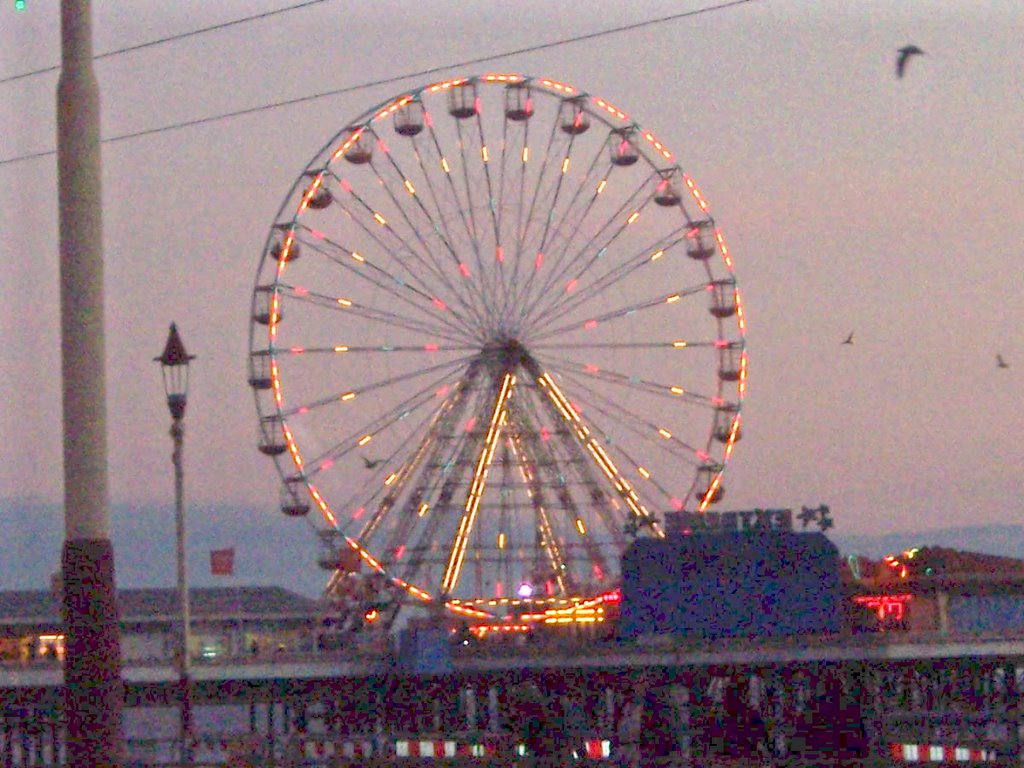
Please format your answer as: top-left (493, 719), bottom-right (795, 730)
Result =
top-left (304, 738), bottom-right (374, 759)
top-left (890, 743), bottom-right (998, 763)
top-left (303, 735), bottom-right (613, 760)
top-left (395, 740), bottom-right (457, 758)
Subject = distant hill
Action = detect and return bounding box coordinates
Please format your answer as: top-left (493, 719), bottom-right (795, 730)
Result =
top-left (0, 497), bottom-right (325, 598)
top-left (830, 524), bottom-right (1024, 561)
top-left (4, 497), bottom-right (1022, 600)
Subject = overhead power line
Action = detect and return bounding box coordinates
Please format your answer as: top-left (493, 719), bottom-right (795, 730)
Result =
top-left (0, 0), bottom-right (759, 168)
top-left (0, 0), bottom-right (332, 86)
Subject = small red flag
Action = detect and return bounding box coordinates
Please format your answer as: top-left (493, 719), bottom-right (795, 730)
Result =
top-left (210, 548), bottom-right (235, 576)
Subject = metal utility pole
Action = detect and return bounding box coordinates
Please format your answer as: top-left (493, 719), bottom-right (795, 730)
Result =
top-left (57, 1), bottom-right (125, 765)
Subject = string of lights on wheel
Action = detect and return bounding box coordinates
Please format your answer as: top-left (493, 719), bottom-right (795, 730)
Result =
top-left (247, 73), bottom-right (748, 627)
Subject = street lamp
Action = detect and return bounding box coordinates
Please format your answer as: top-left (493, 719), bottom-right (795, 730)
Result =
top-left (155, 322), bottom-right (195, 764)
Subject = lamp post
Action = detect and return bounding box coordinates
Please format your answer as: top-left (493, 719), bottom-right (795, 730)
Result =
top-left (156, 323), bottom-right (195, 765)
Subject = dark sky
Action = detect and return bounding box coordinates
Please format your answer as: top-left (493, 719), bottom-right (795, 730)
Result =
top-left (1, 0), bottom-right (1021, 580)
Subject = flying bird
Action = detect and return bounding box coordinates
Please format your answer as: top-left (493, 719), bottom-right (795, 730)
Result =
top-left (896, 44), bottom-right (924, 79)
top-left (841, 331), bottom-right (854, 346)
top-left (362, 456), bottom-right (383, 469)
top-left (997, 354), bottom-right (1009, 369)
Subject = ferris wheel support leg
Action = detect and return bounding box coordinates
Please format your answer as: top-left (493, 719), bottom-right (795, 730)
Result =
top-left (57, 2), bottom-right (125, 766)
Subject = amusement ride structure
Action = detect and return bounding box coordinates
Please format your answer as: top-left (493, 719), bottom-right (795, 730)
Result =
top-left (247, 73), bottom-right (747, 632)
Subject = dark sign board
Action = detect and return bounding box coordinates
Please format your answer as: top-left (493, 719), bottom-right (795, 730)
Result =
top-left (667, 508), bottom-right (793, 534)
top-left (665, 504), bottom-right (832, 536)
top-left (618, 531), bottom-right (841, 640)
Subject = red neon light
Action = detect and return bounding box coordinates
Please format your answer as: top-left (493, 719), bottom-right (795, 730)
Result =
top-left (854, 593), bottom-right (912, 621)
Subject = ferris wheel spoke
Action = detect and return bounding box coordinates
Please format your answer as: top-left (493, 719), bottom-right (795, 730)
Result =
top-left (520, 354), bottom-right (660, 528)
top-left (393, 133), bottom-right (500, 333)
top-left (522, 181), bottom-right (663, 326)
top-left (330, 156), bottom-right (490, 328)
top-left (502, 430), bottom-right (577, 593)
top-left (472, 111), bottom-right (523, 325)
top-left (452, 118), bottom-right (484, 263)
top-left (533, 129), bottom-right (656, 251)
top-left (488, 117), bottom-right (527, 328)
top-left (500, 94), bottom-right (579, 323)
top-left (508, 394), bottom-right (622, 579)
top-left (518, 172), bottom-right (659, 325)
top-left (546, 397), bottom-right (684, 513)
top-left (308, 176), bottom-right (455, 306)
top-left (279, 354), bottom-right (476, 423)
top-left (471, 103), bottom-right (502, 247)
top-left (295, 229), bottom-right (480, 343)
top-left (467, 114), bottom-right (523, 332)
top-left (355, 361), bottom-right (484, 543)
top-left (515, 107), bottom-right (572, 257)
top-left (549, 366), bottom-right (712, 467)
top-left (370, 120), bottom-right (512, 333)
top-left (376, 142), bottom-right (498, 332)
top-left (520, 122), bottom-right (613, 272)
top-left (535, 353), bottom-right (721, 409)
top-left (275, 283), bottom-right (483, 346)
top-left (539, 353), bottom-right (744, 475)
top-left (514, 168), bottom-right (615, 318)
top-left (540, 391), bottom-right (700, 518)
top-left (293, 225), bottom-right (442, 309)
top-left (285, 362), bottom-right (473, 476)
top-left (274, 343), bottom-right (476, 357)
top-left (421, 110), bottom-right (507, 325)
top-left (510, 133), bottom-right (608, 314)
top-left (441, 370), bottom-right (515, 597)
top-left (322, 166), bottom-right (454, 298)
top-left (530, 224), bottom-right (698, 328)
top-left (530, 283), bottom-right (709, 343)
top-left (530, 340), bottom-right (713, 351)
top-left (501, 125), bottom-right (591, 330)
top-left (315, 169), bottom-right (489, 339)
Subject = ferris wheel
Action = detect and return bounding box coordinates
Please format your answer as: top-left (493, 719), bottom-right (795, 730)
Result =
top-left (247, 73), bottom-right (747, 626)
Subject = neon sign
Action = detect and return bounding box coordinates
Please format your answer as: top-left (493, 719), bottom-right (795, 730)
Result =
top-left (853, 593), bottom-right (913, 621)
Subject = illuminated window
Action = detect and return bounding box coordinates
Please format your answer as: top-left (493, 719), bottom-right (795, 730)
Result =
top-left (36, 633), bottom-right (65, 662)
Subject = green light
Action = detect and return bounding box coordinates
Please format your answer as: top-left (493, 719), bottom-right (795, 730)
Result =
top-left (15, 0), bottom-right (26, 9)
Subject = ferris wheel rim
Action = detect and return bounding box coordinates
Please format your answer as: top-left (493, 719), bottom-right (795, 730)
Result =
top-left (247, 72), bottom-right (748, 618)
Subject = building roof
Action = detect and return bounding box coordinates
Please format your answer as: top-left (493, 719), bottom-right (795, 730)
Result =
top-left (0, 586), bottom-right (322, 626)
top-left (908, 546), bottom-right (1024, 575)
